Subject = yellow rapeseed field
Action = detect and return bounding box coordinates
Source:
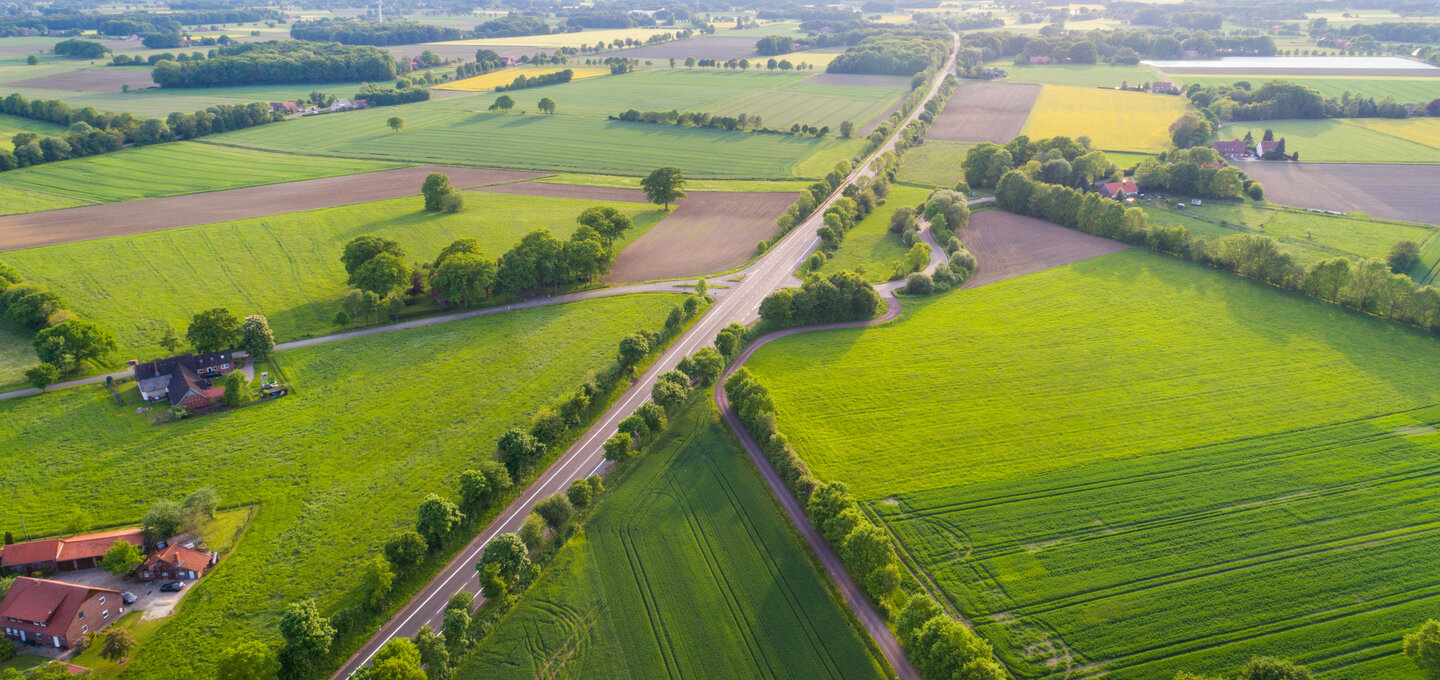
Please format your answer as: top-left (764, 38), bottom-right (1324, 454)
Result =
top-left (1021, 84), bottom-right (1193, 152)
top-left (436, 65), bottom-right (612, 92)
top-left (1342, 117), bottom-right (1440, 150)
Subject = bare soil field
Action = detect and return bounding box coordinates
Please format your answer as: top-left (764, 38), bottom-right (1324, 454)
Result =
top-left (601, 36), bottom-right (762, 60)
top-left (0, 166), bottom-right (543, 251)
top-left (9, 67), bottom-right (156, 93)
top-left (1239, 161), bottom-right (1440, 226)
top-left (927, 81), bottom-right (1040, 143)
top-left (960, 209), bottom-right (1129, 288)
top-left (804, 73), bottom-right (913, 88)
top-left (617, 191), bottom-right (796, 280)
top-left (384, 43), bottom-right (542, 61)
top-left (477, 181), bottom-right (796, 280)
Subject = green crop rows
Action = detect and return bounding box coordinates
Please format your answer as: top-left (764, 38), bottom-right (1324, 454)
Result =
top-left (746, 250), bottom-right (1440, 678)
top-left (0, 191), bottom-right (663, 372)
top-left (0, 293), bottom-right (684, 679)
top-left (460, 402), bottom-right (887, 680)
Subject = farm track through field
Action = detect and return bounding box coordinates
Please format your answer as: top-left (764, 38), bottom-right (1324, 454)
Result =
top-left (0, 166), bottom-right (544, 251)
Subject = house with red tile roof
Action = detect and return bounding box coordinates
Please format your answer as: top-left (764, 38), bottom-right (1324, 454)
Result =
top-left (0, 578), bottom-right (125, 650)
top-left (1101, 181), bottom-right (1139, 199)
top-left (136, 544), bottom-right (213, 581)
top-left (0, 529), bottom-right (146, 576)
top-left (1211, 139), bottom-right (1249, 158)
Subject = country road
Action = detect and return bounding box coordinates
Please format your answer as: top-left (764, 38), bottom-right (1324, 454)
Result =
top-left (331, 27), bottom-right (962, 680)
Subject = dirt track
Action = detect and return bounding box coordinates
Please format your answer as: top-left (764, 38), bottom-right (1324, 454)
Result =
top-left (927, 81), bottom-right (1040, 143)
top-left (1236, 162), bottom-right (1440, 226)
top-left (960, 210), bottom-right (1129, 288)
top-left (0, 166), bottom-right (543, 252)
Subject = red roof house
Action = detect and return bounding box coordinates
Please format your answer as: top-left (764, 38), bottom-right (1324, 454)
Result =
top-left (0, 578), bottom-right (125, 650)
top-left (136, 544), bottom-right (212, 581)
top-left (1028, 55), bottom-right (1052, 64)
top-left (1211, 139), bottom-right (1249, 158)
top-left (1101, 181), bottom-right (1139, 198)
top-left (1258, 140), bottom-right (1281, 157)
top-left (1, 529), bottom-right (146, 576)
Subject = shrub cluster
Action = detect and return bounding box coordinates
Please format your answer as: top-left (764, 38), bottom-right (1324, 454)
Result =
top-left (757, 270), bottom-right (884, 329)
top-left (894, 594), bottom-right (1007, 680)
top-left (53, 38), bottom-right (109, 59)
top-left (1135, 147), bottom-right (1258, 200)
top-left (962, 135), bottom-right (1115, 189)
top-left (355, 83), bottom-right (429, 107)
top-left (610, 108), bottom-right (837, 138)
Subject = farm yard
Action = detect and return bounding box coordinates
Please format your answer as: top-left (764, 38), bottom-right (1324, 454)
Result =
top-left (0, 292), bottom-right (687, 679)
top-left (745, 249), bottom-right (1440, 679)
top-left (1022, 85), bottom-right (1192, 152)
top-left (0, 142), bottom-right (403, 214)
top-left (0, 189), bottom-right (665, 368)
top-left (1218, 119), bottom-right (1440, 164)
top-left (927, 81), bottom-right (1039, 143)
top-left (457, 403), bottom-right (889, 680)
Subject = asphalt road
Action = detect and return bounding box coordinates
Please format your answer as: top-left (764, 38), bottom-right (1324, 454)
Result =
top-left (329, 29), bottom-right (961, 680)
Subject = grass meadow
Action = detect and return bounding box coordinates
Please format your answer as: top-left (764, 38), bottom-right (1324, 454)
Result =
top-left (434, 27), bottom-right (682, 48)
top-left (896, 140), bottom-right (974, 188)
top-left (745, 249), bottom-right (1440, 679)
top-left (536, 173), bottom-right (812, 192)
top-left (0, 142), bottom-right (402, 213)
top-left (1022, 85), bottom-right (1193, 152)
top-left (0, 191), bottom-right (664, 367)
top-left (817, 184), bottom-right (930, 283)
top-left (459, 402), bottom-right (888, 680)
top-left (0, 293), bottom-right (686, 679)
top-left (1220, 118), bottom-right (1440, 163)
top-left (1174, 75), bottom-right (1440, 102)
top-left (0, 112), bottom-right (66, 149)
top-left (994, 63), bottom-right (1165, 88)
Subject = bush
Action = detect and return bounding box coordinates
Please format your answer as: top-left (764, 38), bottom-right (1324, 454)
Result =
top-left (534, 493), bottom-right (572, 530)
top-left (904, 273), bottom-right (934, 294)
top-left (565, 479), bottom-right (594, 508)
top-left (519, 513), bottom-right (545, 550)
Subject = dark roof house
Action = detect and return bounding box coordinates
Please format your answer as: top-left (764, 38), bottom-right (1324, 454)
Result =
top-left (1211, 139), bottom-right (1249, 157)
top-left (133, 352), bottom-right (233, 409)
top-left (0, 577), bottom-right (125, 650)
top-left (1258, 140), bottom-right (1281, 157)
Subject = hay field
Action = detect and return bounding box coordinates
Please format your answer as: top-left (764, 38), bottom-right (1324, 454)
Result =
top-left (0, 293), bottom-right (686, 679)
top-left (458, 403), bottom-right (888, 680)
top-left (746, 249), bottom-right (1440, 679)
top-left (435, 65), bottom-right (612, 92)
top-left (1022, 85), bottom-right (1192, 152)
top-left (816, 184), bottom-right (930, 283)
top-left (897, 140), bottom-right (974, 188)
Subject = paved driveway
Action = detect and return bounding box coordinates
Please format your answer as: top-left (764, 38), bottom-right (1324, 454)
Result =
top-left (53, 569), bottom-right (190, 620)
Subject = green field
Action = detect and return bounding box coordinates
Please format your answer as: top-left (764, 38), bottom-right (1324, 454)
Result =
top-left (707, 77), bottom-right (910, 131)
top-left (0, 191), bottom-right (664, 370)
top-left (896, 140), bottom-right (973, 188)
top-left (1175, 75), bottom-right (1440, 102)
top-left (745, 249), bottom-right (1440, 679)
top-left (817, 184), bottom-right (929, 283)
top-left (1219, 118), bottom-right (1440, 164)
top-left (207, 103), bottom-right (846, 178)
top-left (1140, 200), bottom-right (1439, 268)
top-left (537, 173), bottom-right (813, 192)
top-left (0, 141), bottom-right (403, 213)
top-left (459, 402), bottom-right (888, 680)
top-left (0, 292), bottom-right (685, 679)
top-left (993, 62), bottom-right (1165, 88)
top-left (0, 112), bottom-right (66, 150)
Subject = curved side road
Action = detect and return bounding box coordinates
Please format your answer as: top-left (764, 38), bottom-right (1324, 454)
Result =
top-left (332, 28), bottom-right (962, 680)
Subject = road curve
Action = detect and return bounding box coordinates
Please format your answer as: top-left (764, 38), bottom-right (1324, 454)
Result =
top-left (332, 28), bottom-right (962, 680)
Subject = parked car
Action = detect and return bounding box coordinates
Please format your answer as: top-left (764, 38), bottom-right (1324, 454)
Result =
top-left (122, 592), bottom-right (137, 605)
top-left (159, 581), bottom-right (185, 592)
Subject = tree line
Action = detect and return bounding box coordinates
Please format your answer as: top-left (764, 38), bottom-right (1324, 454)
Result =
top-left (962, 135), bottom-right (1119, 190)
top-left (993, 168), bottom-right (1440, 338)
top-left (826, 30), bottom-right (952, 76)
top-left (1136, 145), bottom-right (1262, 200)
top-left (354, 83), bottom-right (429, 107)
top-left (0, 94), bottom-right (279, 172)
top-left (111, 50), bottom-right (210, 66)
top-left (289, 19), bottom-right (463, 45)
top-left (1186, 79), bottom-right (1439, 122)
top-left (611, 108), bottom-right (842, 138)
top-left (151, 41), bottom-right (395, 88)
top-left (53, 38), bottom-right (109, 59)
top-left (493, 68), bottom-right (573, 92)
top-left (0, 8), bottom-right (273, 37)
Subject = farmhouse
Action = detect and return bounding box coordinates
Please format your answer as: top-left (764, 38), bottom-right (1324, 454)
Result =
top-left (133, 352), bottom-right (233, 409)
top-left (1212, 139), bottom-right (1249, 158)
top-left (0, 529), bottom-right (147, 576)
top-left (1258, 140), bottom-right (1282, 157)
top-left (0, 578), bottom-right (125, 649)
top-left (1151, 81), bottom-right (1177, 93)
top-left (136, 544), bottom-right (212, 581)
top-left (1101, 181), bottom-right (1139, 199)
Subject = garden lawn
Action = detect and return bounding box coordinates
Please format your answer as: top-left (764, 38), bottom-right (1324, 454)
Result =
top-left (0, 141), bottom-right (403, 207)
top-left (208, 102), bottom-right (845, 178)
top-left (817, 185), bottom-right (930, 283)
top-left (1022, 85), bottom-right (1193, 152)
top-left (897, 140), bottom-right (974, 188)
top-left (0, 191), bottom-right (665, 370)
top-left (746, 249), bottom-right (1440, 680)
top-left (996, 62), bottom-right (1164, 88)
top-left (1219, 119), bottom-right (1440, 164)
top-left (1173, 75), bottom-right (1440, 102)
top-left (0, 292), bottom-right (686, 679)
top-left (459, 401), bottom-right (888, 680)
top-left (436, 65), bottom-right (612, 92)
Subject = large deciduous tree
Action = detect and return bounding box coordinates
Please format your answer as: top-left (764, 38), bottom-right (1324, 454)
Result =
top-left (187, 307), bottom-right (242, 353)
top-left (240, 315), bottom-right (275, 361)
top-left (641, 166), bottom-right (686, 210)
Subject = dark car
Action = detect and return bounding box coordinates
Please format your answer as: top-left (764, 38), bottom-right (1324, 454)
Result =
top-left (159, 581), bottom-right (185, 592)
top-left (121, 592), bottom-right (137, 605)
